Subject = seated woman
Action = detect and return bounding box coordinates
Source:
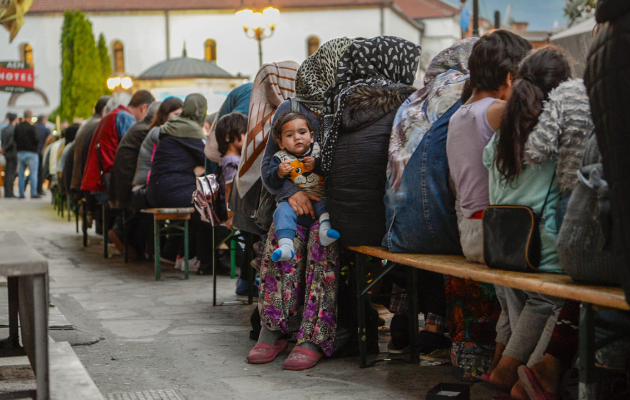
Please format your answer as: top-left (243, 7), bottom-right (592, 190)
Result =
top-left (247, 39), bottom-right (355, 370)
top-left (482, 46), bottom-right (572, 393)
top-left (146, 94), bottom-right (208, 271)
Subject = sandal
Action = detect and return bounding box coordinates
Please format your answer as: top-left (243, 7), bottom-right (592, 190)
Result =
top-left (247, 339), bottom-right (288, 364)
top-left (283, 346), bottom-right (322, 370)
top-left (518, 365), bottom-right (561, 400)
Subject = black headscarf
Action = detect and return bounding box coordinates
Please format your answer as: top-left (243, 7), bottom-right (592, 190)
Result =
top-left (320, 36), bottom-right (422, 172)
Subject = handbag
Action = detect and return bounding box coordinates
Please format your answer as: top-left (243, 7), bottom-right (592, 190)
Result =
top-left (191, 163), bottom-right (236, 226)
top-left (482, 171), bottom-right (556, 272)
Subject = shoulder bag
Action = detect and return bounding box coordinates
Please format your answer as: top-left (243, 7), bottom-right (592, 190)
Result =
top-left (482, 171), bottom-right (556, 272)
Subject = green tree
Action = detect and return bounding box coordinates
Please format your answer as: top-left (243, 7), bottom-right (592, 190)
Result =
top-left (56, 10), bottom-right (105, 121)
top-left (98, 33), bottom-right (112, 96)
top-left (564, 0), bottom-right (596, 21)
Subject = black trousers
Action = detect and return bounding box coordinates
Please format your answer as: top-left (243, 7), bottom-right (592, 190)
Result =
top-left (3, 155), bottom-right (17, 197)
top-left (37, 153), bottom-right (44, 194)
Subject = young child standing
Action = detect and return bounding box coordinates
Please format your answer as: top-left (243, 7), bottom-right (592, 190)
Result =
top-left (266, 112), bottom-right (339, 262)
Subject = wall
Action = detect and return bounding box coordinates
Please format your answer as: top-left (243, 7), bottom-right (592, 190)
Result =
top-left (0, 7), bottom-right (421, 118)
top-left (419, 17), bottom-right (461, 72)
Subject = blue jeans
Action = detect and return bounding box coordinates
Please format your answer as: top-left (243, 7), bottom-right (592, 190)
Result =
top-left (382, 100), bottom-right (463, 254)
top-left (274, 198), bottom-right (328, 240)
top-left (17, 151), bottom-right (39, 198)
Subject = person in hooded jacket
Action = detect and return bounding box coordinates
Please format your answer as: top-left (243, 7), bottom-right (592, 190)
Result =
top-left (147, 94), bottom-right (209, 271)
top-left (57, 123), bottom-right (80, 195)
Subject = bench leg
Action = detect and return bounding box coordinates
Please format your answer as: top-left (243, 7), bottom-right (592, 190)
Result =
top-left (75, 200), bottom-right (79, 233)
top-left (355, 253), bottom-right (368, 368)
top-left (7, 277), bottom-right (20, 349)
top-left (247, 233), bottom-right (254, 305)
top-left (184, 219), bottom-right (189, 280)
top-left (579, 303), bottom-right (597, 400)
top-left (213, 227), bottom-right (217, 306)
top-left (230, 239), bottom-right (236, 279)
top-left (103, 205), bottom-right (109, 259)
top-left (82, 201), bottom-right (88, 247)
top-left (407, 266), bottom-right (419, 364)
top-left (122, 210), bottom-right (128, 264)
top-left (154, 219), bottom-right (161, 281)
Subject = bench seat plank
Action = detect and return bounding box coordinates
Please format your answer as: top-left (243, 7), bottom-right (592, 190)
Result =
top-left (349, 246), bottom-right (629, 311)
top-left (140, 208), bottom-right (194, 214)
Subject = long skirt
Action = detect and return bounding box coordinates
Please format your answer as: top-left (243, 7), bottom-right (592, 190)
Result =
top-left (258, 222), bottom-right (339, 356)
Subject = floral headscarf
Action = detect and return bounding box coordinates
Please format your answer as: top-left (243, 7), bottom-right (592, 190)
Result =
top-left (388, 37), bottom-right (478, 190)
top-left (320, 36), bottom-right (422, 173)
top-left (295, 37), bottom-right (357, 115)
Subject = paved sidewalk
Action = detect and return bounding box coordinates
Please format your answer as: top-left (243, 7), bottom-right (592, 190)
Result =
top-left (0, 195), bottom-right (503, 399)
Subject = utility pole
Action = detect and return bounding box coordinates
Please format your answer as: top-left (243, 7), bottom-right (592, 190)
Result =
top-left (472, 0), bottom-right (479, 36)
top-left (494, 10), bottom-right (501, 29)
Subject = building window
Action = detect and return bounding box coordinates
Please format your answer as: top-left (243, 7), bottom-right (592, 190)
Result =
top-left (20, 43), bottom-right (33, 67)
top-left (307, 36), bottom-right (320, 56)
top-left (204, 39), bottom-right (217, 62)
top-left (112, 41), bottom-right (125, 73)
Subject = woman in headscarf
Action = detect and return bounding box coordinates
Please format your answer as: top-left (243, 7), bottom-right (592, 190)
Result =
top-left (146, 94), bottom-right (208, 270)
top-left (246, 39), bottom-right (355, 370)
top-left (322, 36), bottom-right (421, 247)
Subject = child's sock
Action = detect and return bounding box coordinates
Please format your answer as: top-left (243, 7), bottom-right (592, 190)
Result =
top-left (319, 213), bottom-right (340, 246)
top-left (272, 238), bottom-right (295, 262)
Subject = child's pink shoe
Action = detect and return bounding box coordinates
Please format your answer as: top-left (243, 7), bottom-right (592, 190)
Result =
top-left (283, 346), bottom-right (322, 370)
top-left (247, 340), bottom-right (288, 364)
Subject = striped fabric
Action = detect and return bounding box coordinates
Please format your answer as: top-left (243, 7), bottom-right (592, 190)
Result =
top-left (236, 61), bottom-right (298, 197)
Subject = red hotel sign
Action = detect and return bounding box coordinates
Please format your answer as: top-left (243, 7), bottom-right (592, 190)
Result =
top-left (0, 61), bottom-right (34, 93)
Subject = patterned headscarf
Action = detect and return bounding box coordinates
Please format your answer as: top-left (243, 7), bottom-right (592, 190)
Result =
top-left (236, 61), bottom-right (299, 197)
top-left (320, 36), bottom-right (422, 173)
top-left (295, 37), bottom-right (357, 115)
top-left (388, 37), bottom-right (478, 190)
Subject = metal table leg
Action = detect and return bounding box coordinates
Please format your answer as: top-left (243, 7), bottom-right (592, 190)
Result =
top-left (184, 219), bottom-right (189, 280)
top-left (407, 266), bottom-right (419, 364)
top-left (7, 277), bottom-right (19, 349)
top-left (103, 205), bottom-right (109, 259)
top-left (154, 218), bottom-right (161, 281)
top-left (355, 253), bottom-right (368, 368)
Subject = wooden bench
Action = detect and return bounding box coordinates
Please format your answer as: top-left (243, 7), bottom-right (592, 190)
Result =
top-left (349, 245), bottom-right (629, 399)
top-left (141, 208), bottom-right (195, 281)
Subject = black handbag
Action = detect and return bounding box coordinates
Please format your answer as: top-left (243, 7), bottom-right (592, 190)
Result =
top-left (483, 172), bottom-right (556, 272)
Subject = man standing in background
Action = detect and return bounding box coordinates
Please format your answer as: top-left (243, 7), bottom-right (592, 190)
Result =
top-left (35, 115), bottom-right (51, 195)
top-left (1, 113), bottom-right (18, 198)
top-left (14, 110), bottom-right (40, 199)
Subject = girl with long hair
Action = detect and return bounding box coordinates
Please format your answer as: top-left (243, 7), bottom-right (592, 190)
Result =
top-left (483, 46), bottom-right (571, 394)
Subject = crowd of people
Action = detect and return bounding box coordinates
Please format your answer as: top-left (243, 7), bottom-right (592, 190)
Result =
top-left (1, 0), bottom-right (630, 398)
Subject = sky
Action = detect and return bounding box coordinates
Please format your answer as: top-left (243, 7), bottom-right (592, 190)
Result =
top-left (451, 0), bottom-right (569, 31)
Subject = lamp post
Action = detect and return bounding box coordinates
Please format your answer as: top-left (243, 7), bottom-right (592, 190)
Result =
top-left (235, 6), bottom-right (280, 67)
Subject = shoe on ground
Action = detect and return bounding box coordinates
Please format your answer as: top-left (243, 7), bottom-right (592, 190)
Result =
top-left (18, 196), bottom-right (25, 199)
top-left (236, 278), bottom-right (259, 297)
top-left (414, 330), bottom-right (452, 361)
top-left (247, 339), bottom-right (288, 364)
top-left (283, 346), bottom-right (322, 370)
top-left (387, 340), bottom-right (411, 354)
top-left (31, 195), bottom-right (41, 199)
top-left (175, 256), bottom-right (199, 272)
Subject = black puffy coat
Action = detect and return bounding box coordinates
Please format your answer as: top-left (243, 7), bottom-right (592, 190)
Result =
top-left (584, 0), bottom-right (630, 305)
top-left (327, 84), bottom-right (415, 246)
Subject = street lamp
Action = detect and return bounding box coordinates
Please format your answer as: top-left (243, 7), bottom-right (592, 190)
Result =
top-left (107, 74), bottom-right (133, 92)
top-left (236, 6), bottom-right (280, 67)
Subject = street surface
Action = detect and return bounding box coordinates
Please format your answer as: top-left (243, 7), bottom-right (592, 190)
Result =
top-left (0, 194), bottom-right (502, 399)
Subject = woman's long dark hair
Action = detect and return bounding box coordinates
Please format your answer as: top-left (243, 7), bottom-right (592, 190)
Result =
top-left (496, 46), bottom-right (571, 183)
top-left (149, 97), bottom-right (184, 130)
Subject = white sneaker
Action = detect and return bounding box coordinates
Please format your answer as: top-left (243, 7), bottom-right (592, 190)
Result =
top-left (176, 256), bottom-right (199, 272)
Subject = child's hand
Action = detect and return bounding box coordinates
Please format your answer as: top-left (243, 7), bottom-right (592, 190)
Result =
top-left (278, 160), bottom-right (293, 178)
top-left (303, 157), bottom-right (315, 171)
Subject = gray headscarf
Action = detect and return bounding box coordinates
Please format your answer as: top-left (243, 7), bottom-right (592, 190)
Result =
top-left (160, 93), bottom-right (207, 139)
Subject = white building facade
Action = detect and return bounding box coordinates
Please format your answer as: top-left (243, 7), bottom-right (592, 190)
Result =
top-left (0, 1), bottom-right (432, 118)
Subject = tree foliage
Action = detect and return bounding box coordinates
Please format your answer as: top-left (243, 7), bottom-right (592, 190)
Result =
top-left (98, 33), bottom-right (112, 96)
top-left (57, 10), bottom-right (109, 121)
top-left (564, 0), bottom-right (597, 21)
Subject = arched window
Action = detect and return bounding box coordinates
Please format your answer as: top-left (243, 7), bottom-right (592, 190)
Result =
top-left (20, 43), bottom-right (33, 67)
top-left (112, 40), bottom-right (125, 73)
top-left (307, 36), bottom-right (320, 57)
top-left (204, 39), bottom-right (217, 62)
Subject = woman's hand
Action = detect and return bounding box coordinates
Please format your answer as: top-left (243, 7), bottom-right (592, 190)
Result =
top-left (287, 191), bottom-right (322, 218)
top-left (194, 166), bottom-right (205, 177)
